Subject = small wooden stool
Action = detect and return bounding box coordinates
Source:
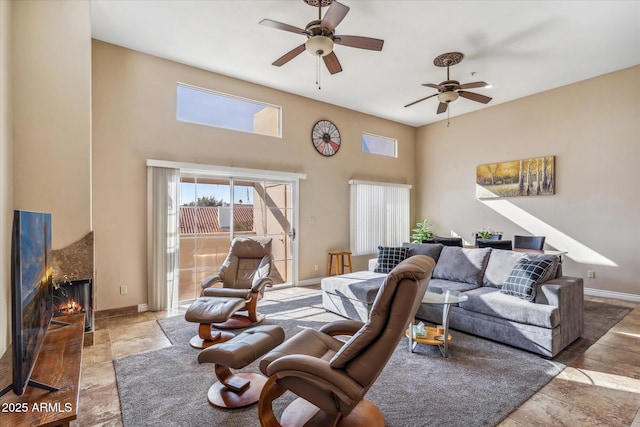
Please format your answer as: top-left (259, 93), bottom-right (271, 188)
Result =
top-left (327, 251), bottom-right (353, 276)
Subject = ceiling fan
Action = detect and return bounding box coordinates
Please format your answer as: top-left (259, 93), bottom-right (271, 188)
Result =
top-left (259, 0), bottom-right (384, 75)
top-left (405, 52), bottom-right (492, 114)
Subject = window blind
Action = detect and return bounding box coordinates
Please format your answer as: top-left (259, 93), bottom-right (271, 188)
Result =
top-left (349, 180), bottom-right (411, 255)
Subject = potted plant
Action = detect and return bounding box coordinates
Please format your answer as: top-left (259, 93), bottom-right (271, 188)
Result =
top-left (411, 219), bottom-right (435, 243)
top-left (473, 227), bottom-right (503, 245)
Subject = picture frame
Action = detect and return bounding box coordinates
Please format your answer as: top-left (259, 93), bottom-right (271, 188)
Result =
top-left (476, 156), bottom-right (555, 198)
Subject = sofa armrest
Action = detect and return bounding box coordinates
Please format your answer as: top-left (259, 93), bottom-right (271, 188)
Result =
top-left (536, 276), bottom-right (583, 308)
top-left (538, 276), bottom-right (584, 350)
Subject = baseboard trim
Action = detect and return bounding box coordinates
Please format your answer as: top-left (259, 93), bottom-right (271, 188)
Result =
top-left (297, 278), bottom-right (322, 287)
top-left (584, 287), bottom-right (640, 303)
top-left (95, 305), bottom-right (138, 319)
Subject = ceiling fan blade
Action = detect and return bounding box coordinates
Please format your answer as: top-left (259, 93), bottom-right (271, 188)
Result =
top-left (458, 81), bottom-right (489, 90)
top-left (334, 35), bottom-right (384, 51)
top-left (437, 102), bottom-right (448, 114)
top-left (422, 83), bottom-right (445, 91)
top-left (404, 93), bottom-right (438, 108)
top-left (323, 51), bottom-right (343, 74)
top-left (259, 19), bottom-right (307, 36)
top-left (321, 1), bottom-right (350, 32)
top-left (272, 44), bottom-right (306, 67)
top-left (458, 91), bottom-right (492, 104)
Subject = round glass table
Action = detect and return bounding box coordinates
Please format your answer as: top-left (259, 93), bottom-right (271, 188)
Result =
top-left (406, 289), bottom-right (468, 358)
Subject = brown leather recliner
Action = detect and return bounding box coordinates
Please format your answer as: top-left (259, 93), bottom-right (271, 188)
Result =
top-left (200, 236), bottom-right (273, 327)
top-left (184, 237), bottom-right (273, 348)
top-left (257, 255), bottom-right (436, 427)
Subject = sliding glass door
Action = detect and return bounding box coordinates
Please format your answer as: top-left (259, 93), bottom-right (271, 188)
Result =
top-left (178, 175), bottom-right (296, 303)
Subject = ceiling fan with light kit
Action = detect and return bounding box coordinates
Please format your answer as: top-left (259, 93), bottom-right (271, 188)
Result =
top-left (259, 0), bottom-right (384, 87)
top-left (405, 52), bottom-right (493, 115)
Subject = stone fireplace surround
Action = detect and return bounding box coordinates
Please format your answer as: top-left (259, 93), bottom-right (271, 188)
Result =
top-left (52, 232), bottom-right (95, 345)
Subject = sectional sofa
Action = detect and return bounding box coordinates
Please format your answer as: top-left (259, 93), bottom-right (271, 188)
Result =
top-left (321, 243), bottom-right (584, 358)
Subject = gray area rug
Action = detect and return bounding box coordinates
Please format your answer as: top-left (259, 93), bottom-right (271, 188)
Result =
top-left (114, 294), bottom-right (630, 427)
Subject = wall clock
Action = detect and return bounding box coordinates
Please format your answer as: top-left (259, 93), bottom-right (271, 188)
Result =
top-left (311, 120), bottom-right (341, 157)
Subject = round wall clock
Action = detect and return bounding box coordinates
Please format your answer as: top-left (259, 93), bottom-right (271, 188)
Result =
top-left (311, 120), bottom-right (341, 157)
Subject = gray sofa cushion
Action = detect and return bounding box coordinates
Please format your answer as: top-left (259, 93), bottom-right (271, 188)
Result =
top-left (483, 250), bottom-right (560, 288)
top-left (460, 287), bottom-right (559, 328)
top-left (427, 279), bottom-right (480, 293)
top-left (432, 246), bottom-right (491, 286)
top-left (501, 258), bottom-right (555, 301)
top-left (402, 242), bottom-right (444, 262)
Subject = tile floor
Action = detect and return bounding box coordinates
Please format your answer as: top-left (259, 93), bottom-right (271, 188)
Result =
top-left (72, 288), bottom-right (640, 426)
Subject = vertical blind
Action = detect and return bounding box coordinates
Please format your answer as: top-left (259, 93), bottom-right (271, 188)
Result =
top-left (349, 180), bottom-right (411, 255)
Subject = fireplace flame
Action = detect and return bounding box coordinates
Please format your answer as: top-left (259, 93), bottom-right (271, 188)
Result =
top-left (57, 299), bottom-right (84, 315)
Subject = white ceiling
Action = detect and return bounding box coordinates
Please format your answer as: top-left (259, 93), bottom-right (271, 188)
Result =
top-left (90, 0), bottom-right (640, 127)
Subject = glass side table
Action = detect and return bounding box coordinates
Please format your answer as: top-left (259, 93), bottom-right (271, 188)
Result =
top-left (406, 289), bottom-right (468, 358)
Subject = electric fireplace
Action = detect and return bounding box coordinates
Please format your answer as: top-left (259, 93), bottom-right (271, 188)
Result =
top-left (53, 279), bottom-right (93, 332)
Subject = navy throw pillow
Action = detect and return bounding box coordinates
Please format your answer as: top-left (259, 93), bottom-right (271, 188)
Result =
top-left (501, 258), bottom-right (554, 301)
top-left (374, 246), bottom-right (410, 274)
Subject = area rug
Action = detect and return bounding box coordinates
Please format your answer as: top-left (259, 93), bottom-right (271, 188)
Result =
top-left (114, 293), bottom-right (631, 427)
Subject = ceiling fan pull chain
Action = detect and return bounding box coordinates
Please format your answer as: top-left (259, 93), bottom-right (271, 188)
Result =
top-left (316, 54), bottom-right (322, 90)
top-left (447, 108), bottom-right (451, 127)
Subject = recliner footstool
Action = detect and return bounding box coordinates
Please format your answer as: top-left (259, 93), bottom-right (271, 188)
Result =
top-left (184, 296), bottom-right (246, 348)
top-left (197, 324), bottom-right (285, 408)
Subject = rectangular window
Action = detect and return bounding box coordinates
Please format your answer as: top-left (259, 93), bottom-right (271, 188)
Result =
top-left (349, 180), bottom-right (411, 255)
top-left (361, 133), bottom-right (397, 157)
top-left (176, 83), bottom-right (281, 137)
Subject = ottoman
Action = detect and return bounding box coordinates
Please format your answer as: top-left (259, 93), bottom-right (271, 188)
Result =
top-left (185, 296), bottom-right (247, 348)
top-left (197, 325), bottom-right (285, 408)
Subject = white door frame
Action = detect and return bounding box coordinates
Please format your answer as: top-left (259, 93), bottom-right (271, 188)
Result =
top-left (147, 159), bottom-right (306, 286)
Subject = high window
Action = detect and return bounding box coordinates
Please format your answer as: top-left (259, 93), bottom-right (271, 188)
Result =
top-left (349, 180), bottom-right (411, 255)
top-left (361, 133), bottom-right (397, 157)
top-left (176, 83), bottom-right (282, 137)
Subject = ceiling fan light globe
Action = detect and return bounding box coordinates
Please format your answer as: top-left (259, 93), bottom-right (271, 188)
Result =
top-left (305, 36), bottom-right (334, 57)
top-left (438, 91), bottom-right (459, 103)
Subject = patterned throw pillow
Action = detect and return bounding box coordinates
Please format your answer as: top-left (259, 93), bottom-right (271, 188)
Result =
top-left (374, 246), bottom-right (410, 273)
top-left (501, 258), bottom-right (554, 301)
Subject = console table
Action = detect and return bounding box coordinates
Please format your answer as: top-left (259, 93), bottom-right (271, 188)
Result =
top-left (0, 313), bottom-right (84, 427)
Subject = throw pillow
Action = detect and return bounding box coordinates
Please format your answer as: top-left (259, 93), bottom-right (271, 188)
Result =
top-left (432, 246), bottom-right (492, 286)
top-left (483, 251), bottom-right (559, 288)
top-left (374, 246), bottom-right (410, 273)
top-left (401, 242), bottom-right (445, 262)
top-left (501, 258), bottom-right (554, 301)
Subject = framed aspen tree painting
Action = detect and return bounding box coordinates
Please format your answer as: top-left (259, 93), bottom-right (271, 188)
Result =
top-left (476, 156), bottom-right (555, 198)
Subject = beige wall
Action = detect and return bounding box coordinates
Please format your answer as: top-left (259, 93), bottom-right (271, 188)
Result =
top-left (12, 0), bottom-right (92, 248)
top-left (92, 40), bottom-right (416, 311)
top-left (416, 66), bottom-right (640, 296)
top-left (0, 0), bottom-right (91, 354)
top-left (0, 0), bottom-right (14, 355)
